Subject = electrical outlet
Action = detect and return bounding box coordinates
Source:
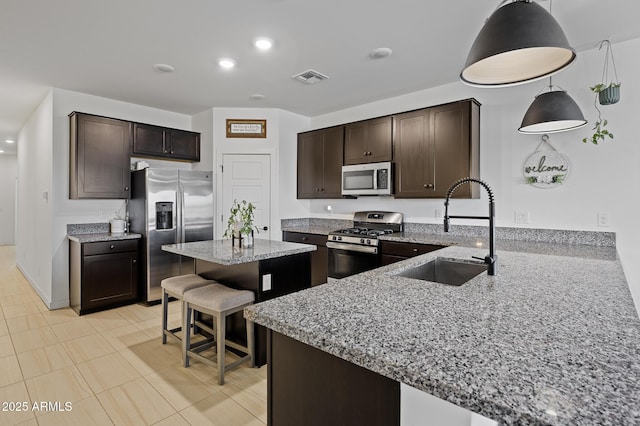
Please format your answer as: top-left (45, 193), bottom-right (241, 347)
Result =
top-left (514, 211), bottom-right (530, 224)
top-left (262, 274), bottom-right (272, 291)
top-left (434, 209), bottom-right (443, 219)
top-left (597, 212), bottom-right (610, 227)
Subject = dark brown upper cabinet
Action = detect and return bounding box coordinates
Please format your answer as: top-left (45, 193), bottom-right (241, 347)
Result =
top-left (69, 112), bottom-right (132, 199)
top-left (132, 123), bottom-right (200, 162)
top-left (393, 99), bottom-right (480, 199)
top-left (297, 126), bottom-right (344, 199)
top-left (344, 116), bottom-right (392, 165)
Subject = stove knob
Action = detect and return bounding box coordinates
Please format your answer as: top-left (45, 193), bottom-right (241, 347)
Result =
top-left (338, 236), bottom-right (342, 241)
top-left (366, 239), bottom-right (371, 245)
top-left (360, 238), bottom-right (365, 244)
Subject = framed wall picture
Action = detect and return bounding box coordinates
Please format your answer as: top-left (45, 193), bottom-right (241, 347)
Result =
top-left (226, 119), bottom-right (267, 138)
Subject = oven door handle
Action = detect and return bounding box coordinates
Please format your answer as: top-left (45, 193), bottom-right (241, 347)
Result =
top-left (326, 241), bottom-right (378, 254)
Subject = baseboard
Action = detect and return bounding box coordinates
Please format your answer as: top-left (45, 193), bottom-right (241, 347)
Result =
top-left (15, 262), bottom-right (52, 309)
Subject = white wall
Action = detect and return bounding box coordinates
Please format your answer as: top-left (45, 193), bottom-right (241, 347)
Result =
top-left (0, 154), bottom-right (17, 245)
top-left (306, 39), bottom-right (640, 311)
top-left (17, 88), bottom-right (196, 309)
top-left (191, 108), bottom-right (214, 172)
top-left (211, 107), bottom-right (310, 240)
top-left (16, 91), bottom-right (54, 304)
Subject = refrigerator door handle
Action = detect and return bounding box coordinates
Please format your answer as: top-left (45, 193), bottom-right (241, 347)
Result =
top-left (177, 184), bottom-right (185, 244)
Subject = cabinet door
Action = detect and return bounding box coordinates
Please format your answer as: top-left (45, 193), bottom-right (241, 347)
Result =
top-left (320, 126), bottom-right (344, 198)
top-left (344, 117), bottom-right (392, 165)
top-left (282, 231), bottom-right (328, 286)
top-left (393, 100), bottom-right (479, 199)
top-left (393, 109), bottom-right (431, 198)
top-left (70, 113), bottom-right (132, 199)
top-left (82, 251), bottom-right (138, 311)
top-left (431, 101), bottom-right (473, 198)
top-left (132, 123), bottom-right (166, 157)
top-left (167, 129), bottom-right (200, 161)
top-left (297, 131), bottom-right (324, 198)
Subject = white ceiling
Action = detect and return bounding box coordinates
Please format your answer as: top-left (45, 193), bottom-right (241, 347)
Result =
top-left (1, 0), bottom-right (639, 155)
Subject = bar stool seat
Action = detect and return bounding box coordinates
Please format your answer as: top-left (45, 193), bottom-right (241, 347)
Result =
top-left (161, 274), bottom-right (214, 344)
top-left (182, 283), bottom-right (255, 385)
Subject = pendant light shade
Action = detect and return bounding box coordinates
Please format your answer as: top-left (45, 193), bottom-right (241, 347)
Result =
top-left (461, 1), bottom-right (576, 87)
top-left (518, 90), bottom-right (587, 134)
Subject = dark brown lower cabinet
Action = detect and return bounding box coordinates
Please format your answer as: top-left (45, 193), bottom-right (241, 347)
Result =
top-left (69, 239), bottom-right (139, 315)
top-left (195, 252), bottom-right (312, 367)
top-left (380, 240), bottom-right (444, 266)
top-left (268, 330), bottom-right (400, 426)
top-left (282, 231), bottom-right (328, 286)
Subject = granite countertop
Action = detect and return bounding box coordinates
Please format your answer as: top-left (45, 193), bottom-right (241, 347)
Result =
top-left (281, 224), bottom-right (619, 261)
top-left (162, 239), bottom-right (316, 266)
top-left (245, 243), bottom-right (640, 424)
top-left (67, 222), bottom-right (141, 243)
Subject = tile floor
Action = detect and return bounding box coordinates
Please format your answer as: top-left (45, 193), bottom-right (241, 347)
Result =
top-left (0, 246), bottom-right (267, 425)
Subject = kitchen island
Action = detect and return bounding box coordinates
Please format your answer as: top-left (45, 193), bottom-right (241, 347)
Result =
top-left (162, 238), bottom-right (316, 366)
top-left (245, 241), bottom-right (640, 425)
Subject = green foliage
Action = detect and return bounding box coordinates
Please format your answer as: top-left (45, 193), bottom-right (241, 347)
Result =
top-left (224, 199), bottom-right (258, 238)
top-left (589, 82), bottom-right (621, 93)
top-left (582, 119), bottom-right (614, 145)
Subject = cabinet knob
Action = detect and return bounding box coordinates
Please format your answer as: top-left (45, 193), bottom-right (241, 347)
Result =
top-left (110, 244), bottom-right (115, 249)
top-left (367, 151), bottom-right (372, 155)
top-left (164, 150), bottom-right (168, 154)
top-left (262, 226), bottom-right (269, 231)
top-left (412, 248), bottom-right (418, 252)
top-left (170, 150), bottom-right (174, 154)
top-left (363, 151), bottom-right (367, 156)
top-left (423, 183), bottom-right (434, 189)
top-left (302, 237), bottom-right (308, 241)
top-left (132, 259), bottom-right (137, 263)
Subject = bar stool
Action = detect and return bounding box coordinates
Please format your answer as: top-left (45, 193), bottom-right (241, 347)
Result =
top-left (161, 274), bottom-right (214, 344)
top-left (182, 283), bottom-right (255, 385)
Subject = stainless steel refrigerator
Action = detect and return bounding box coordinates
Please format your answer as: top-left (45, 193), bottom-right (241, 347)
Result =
top-left (129, 168), bottom-right (214, 303)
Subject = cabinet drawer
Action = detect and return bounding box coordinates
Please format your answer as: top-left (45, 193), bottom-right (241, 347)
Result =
top-left (379, 241), bottom-right (443, 258)
top-left (282, 231), bottom-right (327, 247)
top-left (83, 239), bottom-right (139, 256)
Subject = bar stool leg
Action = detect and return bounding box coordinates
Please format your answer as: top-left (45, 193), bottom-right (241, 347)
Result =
top-left (161, 289), bottom-right (169, 344)
top-left (183, 301), bottom-right (192, 368)
top-left (246, 318), bottom-right (255, 368)
top-left (216, 311), bottom-right (226, 385)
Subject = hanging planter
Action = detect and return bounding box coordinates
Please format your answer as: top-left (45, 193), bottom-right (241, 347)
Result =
top-left (592, 40), bottom-right (621, 106)
top-left (583, 40), bottom-right (621, 144)
top-left (598, 84), bottom-right (620, 105)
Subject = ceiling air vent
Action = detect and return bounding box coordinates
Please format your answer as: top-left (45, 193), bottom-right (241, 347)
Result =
top-left (292, 69), bottom-right (330, 85)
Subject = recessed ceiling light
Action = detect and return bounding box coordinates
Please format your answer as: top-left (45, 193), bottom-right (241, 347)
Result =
top-left (0, 150), bottom-right (4, 153)
top-left (369, 47), bottom-right (393, 59)
top-left (250, 94), bottom-right (265, 101)
top-left (5, 139), bottom-right (15, 144)
top-left (153, 63), bottom-right (175, 72)
top-left (218, 58), bottom-right (236, 69)
top-left (254, 37), bottom-right (273, 50)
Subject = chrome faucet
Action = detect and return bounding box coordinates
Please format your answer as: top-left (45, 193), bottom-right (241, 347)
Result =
top-left (444, 177), bottom-right (497, 275)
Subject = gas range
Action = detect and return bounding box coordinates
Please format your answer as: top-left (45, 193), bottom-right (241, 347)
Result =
top-left (327, 211), bottom-right (403, 251)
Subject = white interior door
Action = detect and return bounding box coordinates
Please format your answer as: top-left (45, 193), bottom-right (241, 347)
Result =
top-left (222, 154), bottom-right (271, 240)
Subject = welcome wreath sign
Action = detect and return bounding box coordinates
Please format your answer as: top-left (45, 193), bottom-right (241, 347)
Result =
top-left (523, 135), bottom-right (570, 189)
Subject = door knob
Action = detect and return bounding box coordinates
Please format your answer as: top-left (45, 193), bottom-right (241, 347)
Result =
top-left (262, 226), bottom-right (269, 231)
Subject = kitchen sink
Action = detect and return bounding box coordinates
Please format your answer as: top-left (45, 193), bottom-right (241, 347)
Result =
top-left (396, 257), bottom-right (487, 286)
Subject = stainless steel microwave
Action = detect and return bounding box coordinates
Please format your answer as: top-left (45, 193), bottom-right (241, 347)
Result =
top-left (341, 162), bottom-right (393, 196)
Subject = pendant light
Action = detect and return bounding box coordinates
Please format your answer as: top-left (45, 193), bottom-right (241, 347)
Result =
top-left (461, 0), bottom-right (576, 87)
top-left (518, 78), bottom-right (587, 134)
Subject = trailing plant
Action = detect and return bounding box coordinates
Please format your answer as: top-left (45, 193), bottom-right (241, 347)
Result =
top-left (583, 40), bottom-right (620, 145)
top-left (224, 199), bottom-right (259, 238)
top-left (582, 85), bottom-right (614, 145)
